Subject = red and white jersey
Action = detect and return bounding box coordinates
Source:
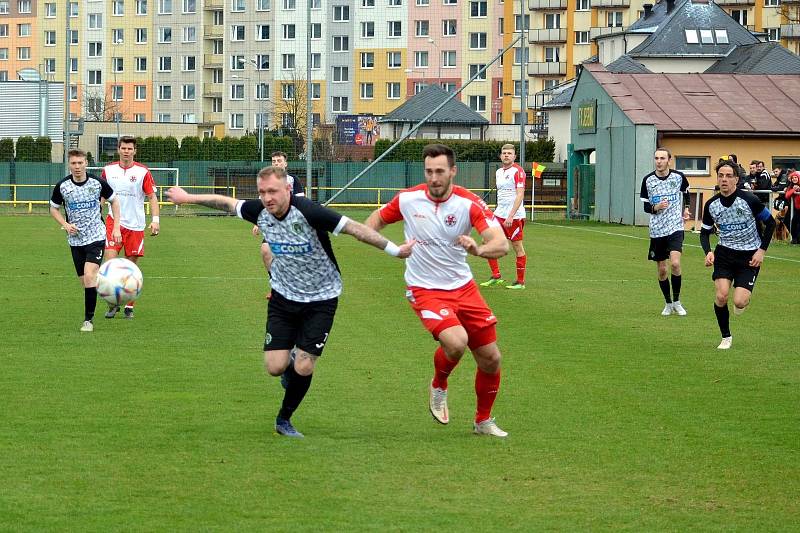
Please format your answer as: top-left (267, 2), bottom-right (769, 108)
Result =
top-left (101, 162), bottom-right (156, 231)
top-left (494, 163), bottom-right (526, 220)
top-left (379, 184), bottom-right (500, 290)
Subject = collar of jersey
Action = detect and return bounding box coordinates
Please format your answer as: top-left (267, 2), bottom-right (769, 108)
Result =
top-left (425, 187), bottom-right (453, 203)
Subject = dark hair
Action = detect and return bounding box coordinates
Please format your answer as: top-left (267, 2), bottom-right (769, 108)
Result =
top-left (67, 149), bottom-right (87, 160)
top-left (654, 147), bottom-right (671, 158)
top-left (257, 166), bottom-right (287, 181)
top-left (422, 143), bottom-right (455, 168)
top-left (118, 136), bottom-right (137, 147)
top-left (271, 151), bottom-right (288, 160)
top-left (728, 154), bottom-right (738, 163)
top-left (750, 160), bottom-right (759, 166)
top-left (716, 159), bottom-right (737, 174)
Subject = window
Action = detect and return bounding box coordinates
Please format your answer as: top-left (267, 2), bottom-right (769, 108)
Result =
top-left (332, 96), bottom-right (348, 112)
top-left (388, 21), bottom-right (402, 37)
top-left (230, 113), bottom-right (244, 129)
top-left (469, 0), bottom-right (486, 17)
top-left (135, 85), bottom-right (146, 100)
top-left (575, 31), bottom-right (589, 44)
top-left (469, 32), bottom-right (487, 49)
top-left (514, 46), bottom-right (529, 64)
top-left (417, 0), bottom-right (429, 4)
top-left (69, 30), bottom-right (79, 44)
top-left (157, 113), bottom-right (172, 123)
top-left (442, 50), bottom-right (456, 67)
top-left (17, 46), bottom-right (30, 59)
top-left (70, 58), bottom-right (78, 72)
top-left (413, 82), bottom-right (427, 94)
top-left (544, 79), bottom-right (558, 90)
top-left (182, 113), bottom-right (197, 123)
top-left (545, 13), bottom-right (560, 29)
top-left (387, 82), bottom-right (401, 99)
top-left (282, 24), bottom-right (295, 39)
top-left (387, 51), bottom-right (401, 68)
top-left (69, 85), bottom-right (78, 101)
top-left (440, 82), bottom-right (456, 92)
top-left (443, 20), bottom-right (457, 36)
top-left (183, 0), bottom-right (196, 11)
top-left (310, 0), bottom-right (320, 7)
top-left (88, 42), bottom-right (102, 57)
top-left (88, 70), bottom-right (102, 85)
top-left (415, 50), bottom-right (429, 67)
top-left (607, 11), bottom-right (623, 27)
top-left (45, 2), bottom-right (56, 16)
top-left (17, 0), bottom-right (30, 12)
top-left (113, 57), bottom-right (123, 72)
top-left (362, 22), bottom-right (375, 38)
top-left (136, 28), bottom-right (147, 43)
top-left (685, 29), bottom-right (698, 44)
top-left (136, 57), bottom-right (147, 71)
top-left (469, 95), bottom-right (486, 112)
top-left (361, 52), bottom-right (374, 68)
top-left (88, 13), bottom-right (103, 28)
top-left (182, 84), bottom-right (195, 100)
top-left (544, 47), bottom-right (560, 62)
top-left (257, 0), bottom-right (270, 9)
top-left (213, 69), bottom-right (223, 83)
top-left (17, 24), bottom-right (31, 37)
top-left (87, 98), bottom-right (102, 114)
top-left (0, 48), bottom-right (6, 60)
top-left (257, 24), bottom-right (271, 40)
top-left (515, 14), bottom-right (530, 31)
top-left (333, 65), bottom-right (349, 81)
top-left (134, 114), bottom-right (146, 122)
top-left (0, 25), bottom-right (6, 38)
top-left (44, 58), bottom-right (56, 73)
top-left (444, 0), bottom-right (457, 4)
top-left (389, 0), bottom-right (401, 5)
top-left (213, 10), bottom-right (222, 23)
top-left (310, 53), bottom-right (321, 69)
top-left (113, 0), bottom-right (124, 15)
top-left (310, 83), bottom-right (321, 99)
top-left (230, 83), bottom-right (244, 99)
top-left (45, 31), bottom-right (57, 46)
top-left (136, 0), bottom-right (147, 14)
top-left (469, 63), bottom-right (486, 80)
top-left (282, 83), bottom-right (295, 99)
top-left (283, 0), bottom-right (295, 8)
top-left (256, 83), bottom-right (269, 99)
top-left (767, 27), bottom-right (780, 41)
top-left (231, 55), bottom-right (245, 70)
top-left (310, 23), bottom-right (321, 39)
top-left (183, 26), bottom-right (196, 42)
top-left (282, 54), bottom-right (295, 69)
top-left (360, 82), bottom-right (374, 99)
top-left (415, 20), bottom-right (429, 37)
top-left (112, 28), bottom-right (124, 43)
top-left (255, 54), bottom-right (269, 70)
top-left (333, 5), bottom-right (349, 20)
top-left (159, 27), bottom-right (172, 43)
top-left (69, 2), bottom-right (78, 16)
top-left (699, 29), bottom-right (713, 44)
top-left (675, 156), bottom-right (709, 175)
top-left (232, 25), bottom-right (245, 40)
top-left (183, 55), bottom-right (196, 71)
top-left (0, 1), bottom-right (8, 13)
top-left (159, 56), bottom-right (172, 71)
top-left (112, 85), bottom-right (123, 101)
top-left (576, 0), bottom-right (589, 10)
top-left (158, 0), bottom-right (172, 13)
top-left (716, 29), bottom-right (729, 44)
top-left (333, 35), bottom-right (349, 51)
top-left (255, 112), bottom-right (268, 128)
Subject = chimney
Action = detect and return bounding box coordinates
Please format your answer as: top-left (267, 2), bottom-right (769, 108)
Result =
top-left (666, 0), bottom-right (675, 11)
top-left (643, 3), bottom-right (653, 17)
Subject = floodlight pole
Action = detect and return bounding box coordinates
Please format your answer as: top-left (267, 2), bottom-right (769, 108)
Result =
top-left (519, 23), bottom-right (528, 173)
top-left (305, 0), bottom-right (313, 196)
top-left (63, 5), bottom-right (71, 171)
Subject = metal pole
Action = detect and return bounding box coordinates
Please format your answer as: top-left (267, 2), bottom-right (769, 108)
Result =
top-left (63, 3), bottom-right (71, 170)
top-left (258, 64), bottom-right (264, 162)
top-left (519, 21), bottom-right (527, 172)
top-left (305, 0), bottom-right (312, 197)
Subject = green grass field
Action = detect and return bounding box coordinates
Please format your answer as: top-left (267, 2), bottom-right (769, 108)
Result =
top-left (1, 211), bottom-right (799, 531)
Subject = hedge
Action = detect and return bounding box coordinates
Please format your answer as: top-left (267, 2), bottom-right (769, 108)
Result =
top-left (373, 138), bottom-right (556, 163)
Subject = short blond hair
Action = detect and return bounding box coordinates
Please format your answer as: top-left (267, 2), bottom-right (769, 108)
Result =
top-left (257, 166), bottom-right (288, 181)
top-left (501, 144), bottom-right (515, 152)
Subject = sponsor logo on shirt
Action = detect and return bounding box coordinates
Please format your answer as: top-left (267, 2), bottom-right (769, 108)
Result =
top-left (67, 200), bottom-right (98, 210)
top-left (719, 222), bottom-right (749, 231)
top-left (269, 242), bottom-right (312, 254)
top-left (651, 193), bottom-right (679, 204)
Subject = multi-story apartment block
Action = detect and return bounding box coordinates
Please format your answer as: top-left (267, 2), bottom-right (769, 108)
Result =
top-left (1, 0), bottom-right (799, 138)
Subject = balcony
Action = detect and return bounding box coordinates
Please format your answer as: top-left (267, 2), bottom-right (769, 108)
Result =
top-left (202, 112), bottom-right (223, 124)
top-left (590, 26), bottom-right (627, 39)
top-left (591, 0), bottom-right (630, 6)
top-left (780, 0), bottom-right (800, 4)
top-left (529, 28), bottom-right (567, 43)
top-left (715, 0), bottom-right (754, 4)
top-left (203, 54), bottom-right (223, 68)
top-left (528, 0), bottom-right (566, 9)
top-left (781, 24), bottom-right (800, 38)
top-left (203, 83), bottom-right (222, 98)
top-left (528, 62), bottom-right (566, 76)
top-left (204, 26), bottom-right (223, 39)
top-left (203, 0), bottom-right (223, 9)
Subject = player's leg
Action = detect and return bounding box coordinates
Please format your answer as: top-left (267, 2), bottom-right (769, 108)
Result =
top-left (71, 245), bottom-right (94, 331)
top-left (103, 217), bottom-right (123, 317)
top-left (713, 277), bottom-right (733, 349)
top-left (650, 237), bottom-right (673, 315)
top-left (121, 229), bottom-right (145, 318)
top-left (480, 218), bottom-right (506, 286)
top-left (506, 239), bottom-right (526, 289)
top-left (731, 264), bottom-right (758, 315)
top-left (669, 249), bottom-right (686, 316)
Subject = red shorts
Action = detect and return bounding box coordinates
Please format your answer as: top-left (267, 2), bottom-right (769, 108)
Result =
top-left (105, 215), bottom-right (145, 256)
top-left (407, 280), bottom-right (497, 350)
top-left (497, 217), bottom-right (524, 241)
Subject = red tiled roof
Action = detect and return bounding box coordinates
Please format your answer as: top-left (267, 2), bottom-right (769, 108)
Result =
top-left (583, 62), bottom-right (800, 133)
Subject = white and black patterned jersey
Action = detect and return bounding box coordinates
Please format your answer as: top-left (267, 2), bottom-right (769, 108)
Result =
top-left (287, 174), bottom-right (305, 196)
top-left (237, 195), bottom-right (347, 302)
top-left (701, 190), bottom-right (767, 251)
top-left (50, 175), bottom-right (115, 247)
top-left (640, 170), bottom-right (690, 238)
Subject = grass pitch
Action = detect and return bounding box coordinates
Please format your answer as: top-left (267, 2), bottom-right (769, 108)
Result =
top-left (1, 211), bottom-right (799, 531)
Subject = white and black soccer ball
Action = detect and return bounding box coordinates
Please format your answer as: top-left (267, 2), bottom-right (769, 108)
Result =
top-left (97, 258), bottom-right (143, 305)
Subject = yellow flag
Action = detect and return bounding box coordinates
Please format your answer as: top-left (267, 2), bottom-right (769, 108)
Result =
top-left (532, 162), bottom-right (546, 179)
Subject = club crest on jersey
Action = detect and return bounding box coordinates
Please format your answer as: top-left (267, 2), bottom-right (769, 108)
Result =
top-left (129, 175), bottom-right (137, 182)
top-left (291, 222), bottom-right (304, 235)
top-left (444, 214), bottom-right (457, 227)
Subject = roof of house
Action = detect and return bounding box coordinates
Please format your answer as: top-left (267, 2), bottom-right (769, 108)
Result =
top-left (705, 42), bottom-right (800, 74)
top-left (581, 62), bottom-right (800, 134)
top-left (379, 84), bottom-right (489, 124)
top-left (606, 54), bottom-right (653, 74)
top-left (541, 81), bottom-right (576, 109)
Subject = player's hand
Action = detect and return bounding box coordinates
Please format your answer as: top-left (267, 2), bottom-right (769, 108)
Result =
top-left (63, 223), bottom-right (78, 235)
top-left (396, 239), bottom-right (416, 259)
top-left (503, 218), bottom-right (512, 228)
top-left (457, 235), bottom-right (479, 256)
top-left (705, 251), bottom-right (715, 267)
top-left (657, 199), bottom-right (669, 212)
top-left (166, 186), bottom-right (189, 205)
top-left (150, 221), bottom-right (160, 236)
top-left (112, 227), bottom-right (122, 244)
top-left (683, 208), bottom-right (691, 220)
top-left (252, 225), bottom-right (261, 237)
top-left (749, 249), bottom-right (765, 268)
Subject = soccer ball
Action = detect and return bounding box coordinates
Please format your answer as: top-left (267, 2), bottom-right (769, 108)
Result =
top-left (96, 258), bottom-right (143, 305)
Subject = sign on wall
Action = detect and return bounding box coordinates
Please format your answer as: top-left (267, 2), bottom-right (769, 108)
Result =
top-left (577, 99), bottom-right (596, 134)
top-left (336, 115), bottom-right (381, 145)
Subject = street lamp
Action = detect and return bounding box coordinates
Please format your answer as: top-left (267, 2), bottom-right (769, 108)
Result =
top-left (427, 38), bottom-right (442, 84)
top-left (112, 38), bottom-right (122, 141)
top-left (249, 57), bottom-right (265, 162)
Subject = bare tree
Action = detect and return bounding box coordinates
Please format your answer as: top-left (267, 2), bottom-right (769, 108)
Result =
top-left (272, 71), bottom-right (310, 142)
top-left (779, 4), bottom-right (800, 24)
top-left (82, 87), bottom-right (125, 122)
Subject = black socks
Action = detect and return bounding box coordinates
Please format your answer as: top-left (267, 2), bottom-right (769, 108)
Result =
top-left (278, 359), bottom-right (313, 421)
top-left (714, 303), bottom-right (731, 338)
top-left (84, 287), bottom-right (97, 322)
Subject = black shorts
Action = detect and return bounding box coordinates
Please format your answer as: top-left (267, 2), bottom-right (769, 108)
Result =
top-left (264, 290), bottom-right (338, 356)
top-left (712, 245), bottom-right (760, 293)
top-left (70, 240), bottom-right (105, 276)
top-left (648, 230), bottom-right (684, 262)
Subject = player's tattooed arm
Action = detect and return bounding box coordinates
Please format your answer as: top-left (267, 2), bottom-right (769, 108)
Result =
top-left (165, 187), bottom-right (238, 213)
top-left (342, 219), bottom-right (414, 258)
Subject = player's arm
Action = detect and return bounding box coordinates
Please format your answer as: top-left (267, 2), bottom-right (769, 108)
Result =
top-left (165, 186), bottom-right (239, 213)
top-left (365, 208), bottom-right (388, 231)
top-left (108, 196), bottom-right (123, 243)
top-left (458, 226), bottom-right (508, 259)
top-left (147, 193), bottom-right (160, 235)
top-left (745, 193), bottom-right (776, 267)
top-left (699, 198), bottom-right (716, 266)
top-left (48, 185), bottom-right (77, 234)
top-left (505, 168), bottom-right (526, 226)
top-left (640, 179), bottom-right (656, 214)
top-left (680, 173), bottom-right (691, 219)
top-left (341, 218), bottom-right (414, 258)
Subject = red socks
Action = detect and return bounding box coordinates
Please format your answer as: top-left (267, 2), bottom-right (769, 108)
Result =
top-left (488, 259), bottom-right (500, 279)
top-left (515, 255), bottom-right (526, 284)
top-left (475, 368), bottom-right (501, 423)
top-left (432, 347), bottom-right (459, 389)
